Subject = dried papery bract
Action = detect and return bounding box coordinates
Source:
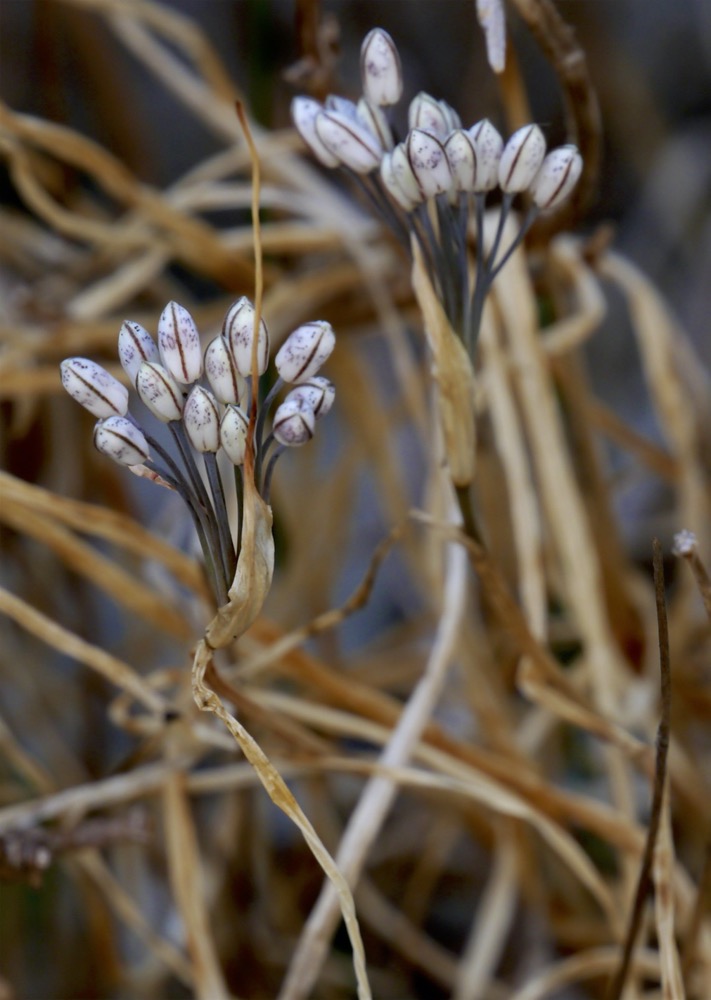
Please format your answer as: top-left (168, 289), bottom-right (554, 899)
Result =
top-left (60, 358), bottom-right (128, 419)
top-left (360, 27), bottom-right (403, 107)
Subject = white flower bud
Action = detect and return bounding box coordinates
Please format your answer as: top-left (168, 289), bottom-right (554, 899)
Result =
top-left (272, 399), bottom-right (316, 447)
top-left (444, 129), bottom-right (478, 193)
top-left (469, 119), bottom-right (503, 191)
top-left (498, 124), bottom-right (546, 193)
top-left (360, 28), bottom-right (403, 107)
top-left (60, 358), bottom-right (128, 419)
top-left (408, 93), bottom-right (448, 137)
top-left (183, 385), bottom-right (220, 453)
top-left (530, 144), bottom-right (583, 210)
top-left (291, 97), bottom-right (339, 167)
top-left (324, 95), bottom-right (359, 120)
top-left (439, 100), bottom-right (462, 132)
top-left (220, 404), bottom-right (249, 466)
top-left (315, 109), bottom-right (383, 173)
top-left (357, 98), bottom-right (393, 152)
top-left (406, 128), bottom-right (453, 198)
top-left (135, 361), bottom-right (184, 423)
top-left (118, 321), bottom-right (159, 382)
top-left (157, 301), bottom-right (203, 385)
top-left (204, 335), bottom-right (247, 405)
top-left (222, 297), bottom-right (270, 378)
top-left (390, 143), bottom-right (425, 205)
top-left (275, 321), bottom-right (335, 383)
top-left (285, 376), bottom-right (335, 419)
top-left (380, 152), bottom-right (419, 211)
top-left (94, 416), bottom-right (150, 467)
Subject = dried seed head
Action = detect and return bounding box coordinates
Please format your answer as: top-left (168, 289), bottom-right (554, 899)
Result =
top-left (157, 301), bottom-right (203, 384)
top-left (529, 144), bottom-right (583, 210)
top-left (220, 404), bottom-right (249, 466)
top-left (360, 28), bottom-right (403, 107)
top-left (498, 124), bottom-right (546, 193)
top-left (222, 297), bottom-right (270, 378)
top-left (284, 376), bottom-right (335, 418)
top-left (204, 335), bottom-right (247, 405)
top-left (183, 385), bottom-right (220, 453)
top-left (60, 357), bottom-right (128, 419)
top-left (444, 129), bottom-right (479, 193)
top-left (314, 109), bottom-right (383, 173)
top-left (469, 119), bottom-right (503, 191)
top-left (408, 92), bottom-right (450, 138)
top-left (291, 96), bottom-right (340, 167)
top-left (356, 98), bottom-right (394, 152)
top-left (272, 399), bottom-right (316, 447)
top-left (275, 321), bottom-right (335, 383)
top-left (118, 321), bottom-right (159, 382)
top-left (135, 361), bottom-right (184, 423)
top-left (380, 151), bottom-right (420, 211)
top-left (406, 128), bottom-right (453, 199)
top-left (94, 416), bottom-right (150, 467)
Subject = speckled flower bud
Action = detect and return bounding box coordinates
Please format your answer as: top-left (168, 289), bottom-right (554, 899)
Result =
top-left (291, 97), bottom-right (339, 168)
top-left (444, 129), bottom-right (478, 193)
top-left (220, 404), bottom-right (249, 466)
top-left (183, 385), bottom-right (220, 453)
top-left (357, 98), bottom-right (393, 152)
top-left (408, 92), bottom-right (450, 137)
top-left (118, 321), bottom-right (159, 382)
top-left (469, 119), bottom-right (503, 191)
top-left (94, 416), bottom-right (150, 467)
top-left (530, 145), bottom-right (582, 210)
top-left (135, 361), bottom-right (184, 423)
top-left (60, 358), bottom-right (128, 419)
top-left (222, 297), bottom-right (270, 378)
top-left (380, 152), bottom-right (420, 211)
top-left (204, 335), bottom-right (247, 405)
top-left (275, 322), bottom-right (335, 383)
top-left (157, 301), bottom-right (203, 385)
top-left (284, 376), bottom-right (335, 419)
top-left (406, 129), bottom-right (453, 198)
top-left (315, 109), bottom-right (383, 173)
top-left (272, 399), bottom-right (316, 447)
top-left (360, 28), bottom-right (403, 107)
top-left (390, 143), bottom-right (425, 206)
top-left (498, 124), bottom-right (546, 193)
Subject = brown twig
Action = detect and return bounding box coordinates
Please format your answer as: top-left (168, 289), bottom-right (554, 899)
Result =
top-left (605, 538), bottom-right (672, 1000)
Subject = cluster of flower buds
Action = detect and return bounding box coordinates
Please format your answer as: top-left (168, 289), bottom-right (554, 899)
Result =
top-left (292, 28), bottom-right (583, 347)
top-left (61, 301), bottom-right (336, 605)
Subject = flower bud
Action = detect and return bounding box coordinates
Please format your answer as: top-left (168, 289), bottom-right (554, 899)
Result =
top-left (360, 28), bottom-right (403, 107)
top-left (220, 404), bottom-right (249, 466)
top-left (118, 321), bottom-right (159, 382)
top-left (275, 321), bottom-right (335, 383)
top-left (315, 109), bottom-right (383, 173)
top-left (204, 335), bottom-right (247, 405)
top-left (408, 92), bottom-right (450, 137)
top-left (291, 97), bottom-right (339, 167)
top-left (406, 129), bottom-right (453, 198)
top-left (183, 385), bottom-right (220, 453)
top-left (324, 94), bottom-right (359, 120)
top-left (94, 416), bottom-right (150, 467)
top-left (357, 98), bottom-right (393, 152)
top-left (469, 119), bottom-right (503, 191)
top-left (284, 376), bottom-right (335, 419)
top-left (390, 143), bottom-right (425, 205)
top-left (439, 100), bottom-right (462, 132)
top-left (135, 361), bottom-right (184, 423)
top-left (222, 297), bottom-right (270, 378)
top-left (380, 152), bottom-right (419, 211)
top-left (444, 129), bottom-right (478, 193)
top-left (498, 124), bottom-right (546, 193)
top-left (60, 357), bottom-right (128, 419)
top-left (529, 145), bottom-right (583, 210)
top-left (157, 301), bottom-right (203, 385)
top-left (272, 399), bottom-right (316, 447)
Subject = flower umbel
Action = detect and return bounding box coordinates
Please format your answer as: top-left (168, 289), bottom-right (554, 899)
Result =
top-left (61, 303), bottom-right (336, 608)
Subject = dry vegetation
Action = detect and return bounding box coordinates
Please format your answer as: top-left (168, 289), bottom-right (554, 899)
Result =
top-left (1, 2), bottom-right (711, 998)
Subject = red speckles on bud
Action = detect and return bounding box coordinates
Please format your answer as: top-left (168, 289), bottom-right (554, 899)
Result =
top-left (220, 404), bottom-right (249, 466)
top-left (183, 385), bottom-right (220, 453)
top-left (275, 322), bottom-right (335, 384)
top-left (93, 416), bottom-right (150, 467)
top-left (204, 335), bottom-right (247, 405)
top-left (272, 399), bottom-right (316, 447)
top-left (135, 361), bottom-right (184, 423)
top-left (222, 297), bottom-right (270, 378)
top-left (498, 124), bottom-right (546, 193)
top-left (530, 145), bottom-right (583, 210)
top-left (157, 301), bottom-right (203, 385)
top-left (360, 28), bottom-right (403, 107)
top-left (406, 129), bottom-right (453, 199)
top-left (118, 321), bottom-right (159, 382)
top-left (60, 358), bottom-right (128, 419)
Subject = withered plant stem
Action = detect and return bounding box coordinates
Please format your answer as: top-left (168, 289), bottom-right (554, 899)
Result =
top-left (605, 538), bottom-right (672, 1000)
